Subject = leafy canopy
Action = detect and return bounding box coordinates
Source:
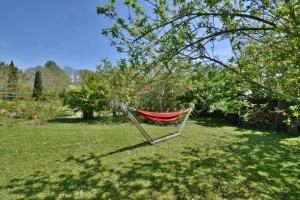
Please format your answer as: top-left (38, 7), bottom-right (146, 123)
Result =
top-left (97, 0), bottom-right (300, 104)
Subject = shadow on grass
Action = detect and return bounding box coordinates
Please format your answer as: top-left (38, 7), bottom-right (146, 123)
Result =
top-left (48, 115), bottom-right (128, 125)
top-left (195, 117), bottom-right (232, 128)
top-left (98, 141), bottom-right (150, 157)
top-left (195, 118), bottom-right (298, 136)
top-left (4, 132), bottom-right (300, 199)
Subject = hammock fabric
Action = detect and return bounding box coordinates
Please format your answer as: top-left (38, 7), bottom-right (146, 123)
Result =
top-left (136, 109), bottom-right (185, 122)
top-left (119, 102), bottom-right (193, 145)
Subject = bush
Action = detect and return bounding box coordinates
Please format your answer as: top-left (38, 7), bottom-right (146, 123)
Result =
top-left (64, 78), bottom-right (109, 119)
top-left (0, 98), bottom-right (68, 120)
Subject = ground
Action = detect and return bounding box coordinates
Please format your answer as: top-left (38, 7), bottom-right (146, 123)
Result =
top-left (0, 117), bottom-right (299, 199)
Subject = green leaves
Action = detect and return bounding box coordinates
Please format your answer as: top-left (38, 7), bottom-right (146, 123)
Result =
top-left (98, 0), bottom-right (300, 122)
top-left (111, 24), bottom-right (120, 38)
top-left (204, 0), bottom-right (221, 8)
top-left (64, 78), bottom-right (109, 119)
top-left (97, 0), bottom-right (116, 18)
top-left (124, 0), bottom-right (144, 14)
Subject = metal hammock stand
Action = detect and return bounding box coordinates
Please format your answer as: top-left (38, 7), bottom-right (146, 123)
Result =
top-left (119, 102), bottom-right (193, 145)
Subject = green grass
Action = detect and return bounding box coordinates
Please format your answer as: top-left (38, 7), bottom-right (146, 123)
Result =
top-left (0, 117), bottom-right (299, 199)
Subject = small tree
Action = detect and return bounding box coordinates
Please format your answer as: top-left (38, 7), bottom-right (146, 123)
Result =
top-left (7, 61), bottom-right (18, 99)
top-left (32, 70), bottom-right (43, 100)
top-left (64, 78), bottom-right (109, 119)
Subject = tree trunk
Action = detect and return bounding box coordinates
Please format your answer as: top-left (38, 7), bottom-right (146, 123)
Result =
top-left (82, 110), bottom-right (94, 119)
top-left (274, 101), bottom-right (285, 131)
top-left (112, 108), bottom-right (117, 117)
top-left (111, 100), bottom-right (118, 117)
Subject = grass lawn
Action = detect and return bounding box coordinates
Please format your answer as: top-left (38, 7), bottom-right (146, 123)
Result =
top-left (0, 117), bottom-right (299, 199)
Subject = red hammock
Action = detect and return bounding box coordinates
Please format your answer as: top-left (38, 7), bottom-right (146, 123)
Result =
top-left (136, 109), bottom-right (185, 122)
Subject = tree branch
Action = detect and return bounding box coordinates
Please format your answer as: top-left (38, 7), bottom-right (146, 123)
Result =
top-left (133, 11), bottom-right (277, 42)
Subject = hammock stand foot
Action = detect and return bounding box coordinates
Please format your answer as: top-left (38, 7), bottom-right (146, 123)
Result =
top-left (150, 132), bottom-right (182, 144)
top-left (178, 134), bottom-right (188, 138)
top-left (150, 143), bottom-right (165, 148)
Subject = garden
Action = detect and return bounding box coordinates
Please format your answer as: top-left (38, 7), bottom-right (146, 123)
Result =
top-left (0, 0), bottom-right (299, 199)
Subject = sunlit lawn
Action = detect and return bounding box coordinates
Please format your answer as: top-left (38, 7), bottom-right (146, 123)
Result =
top-left (0, 117), bottom-right (299, 199)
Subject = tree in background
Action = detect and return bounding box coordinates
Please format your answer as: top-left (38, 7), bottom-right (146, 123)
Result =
top-left (7, 61), bottom-right (18, 99)
top-left (43, 60), bottom-right (70, 95)
top-left (78, 69), bottom-right (95, 84)
top-left (135, 58), bottom-right (192, 112)
top-left (96, 58), bottom-right (127, 116)
top-left (0, 61), bottom-right (9, 98)
top-left (32, 70), bottom-right (43, 100)
top-left (64, 66), bottom-right (80, 84)
top-left (0, 61), bottom-right (31, 99)
top-left (24, 60), bottom-right (70, 97)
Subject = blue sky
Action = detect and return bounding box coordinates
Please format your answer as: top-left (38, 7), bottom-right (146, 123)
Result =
top-left (0, 0), bottom-right (231, 70)
top-left (0, 0), bottom-right (121, 70)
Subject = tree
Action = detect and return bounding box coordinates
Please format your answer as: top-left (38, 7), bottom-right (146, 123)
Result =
top-left (237, 39), bottom-right (300, 131)
top-left (96, 58), bottom-right (113, 73)
top-left (64, 66), bottom-right (80, 84)
top-left (24, 61), bottom-right (70, 96)
top-left (32, 70), bottom-right (43, 100)
top-left (78, 69), bottom-right (95, 84)
top-left (98, 0), bottom-right (299, 133)
top-left (0, 61), bottom-right (9, 98)
top-left (64, 78), bottom-right (109, 119)
top-left (97, 0), bottom-right (300, 104)
top-left (7, 61), bottom-right (18, 99)
top-left (43, 60), bottom-right (70, 94)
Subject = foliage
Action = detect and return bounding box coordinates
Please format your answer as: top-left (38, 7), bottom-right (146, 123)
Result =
top-left (237, 39), bottom-right (300, 125)
top-left (95, 57), bottom-right (193, 114)
top-left (1, 60), bottom-right (70, 100)
top-left (0, 61), bottom-right (9, 96)
top-left (64, 66), bottom-right (80, 84)
top-left (182, 65), bottom-right (248, 114)
top-left (0, 61), bottom-right (32, 100)
top-left (32, 70), bottom-right (43, 100)
top-left (78, 69), bottom-right (95, 84)
top-left (137, 65), bottom-right (192, 112)
top-left (24, 61), bottom-right (70, 96)
top-left (6, 61), bottom-right (19, 99)
top-left (0, 98), bottom-right (68, 120)
top-left (64, 78), bottom-right (109, 119)
top-left (98, 0), bottom-right (300, 119)
top-left (103, 63), bottom-right (139, 108)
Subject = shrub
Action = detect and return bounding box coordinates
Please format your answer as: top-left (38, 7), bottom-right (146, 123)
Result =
top-left (32, 70), bottom-right (42, 100)
top-left (64, 78), bottom-right (109, 119)
top-left (0, 98), bottom-right (68, 120)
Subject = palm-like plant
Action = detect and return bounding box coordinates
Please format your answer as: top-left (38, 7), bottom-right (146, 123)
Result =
top-left (64, 78), bottom-right (109, 119)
